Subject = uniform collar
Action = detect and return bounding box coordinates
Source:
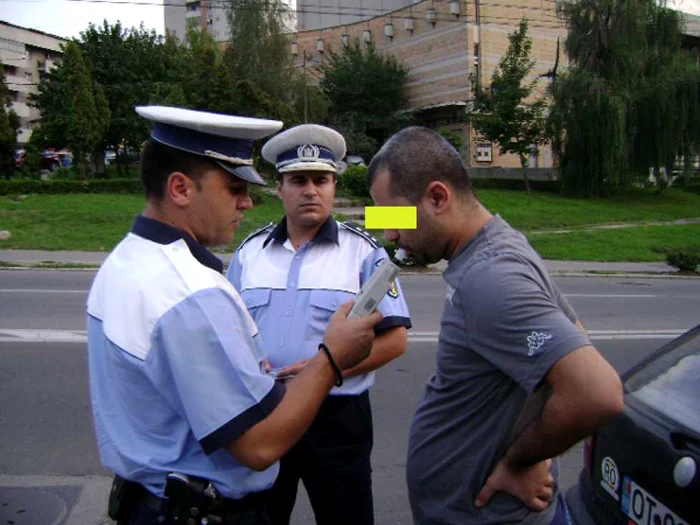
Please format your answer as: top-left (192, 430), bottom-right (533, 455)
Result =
top-left (131, 215), bottom-right (224, 273)
top-left (263, 215), bottom-right (339, 248)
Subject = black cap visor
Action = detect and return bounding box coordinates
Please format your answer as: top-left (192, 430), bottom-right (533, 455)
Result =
top-left (217, 161), bottom-right (268, 186)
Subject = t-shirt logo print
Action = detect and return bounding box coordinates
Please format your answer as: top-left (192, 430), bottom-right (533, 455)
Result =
top-left (526, 331), bottom-right (553, 356)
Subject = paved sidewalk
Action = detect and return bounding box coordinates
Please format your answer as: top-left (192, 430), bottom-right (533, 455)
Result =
top-left (0, 248), bottom-right (688, 276)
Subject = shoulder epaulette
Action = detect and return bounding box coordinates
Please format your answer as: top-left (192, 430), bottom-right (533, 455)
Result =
top-left (340, 221), bottom-right (381, 249)
top-left (237, 222), bottom-right (274, 251)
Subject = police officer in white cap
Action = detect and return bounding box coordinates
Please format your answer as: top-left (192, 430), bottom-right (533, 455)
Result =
top-left (227, 124), bottom-right (412, 525)
top-left (86, 108), bottom-right (383, 525)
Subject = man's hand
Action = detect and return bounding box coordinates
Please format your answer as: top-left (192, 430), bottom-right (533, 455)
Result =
top-left (276, 359), bottom-right (310, 379)
top-left (475, 458), bottom-right (554, 511)
top-left (323, 300), bottom-right (383, 370)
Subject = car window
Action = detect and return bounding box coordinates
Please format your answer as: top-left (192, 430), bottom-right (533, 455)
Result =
top-left (626, 328), bottom-right (700, 434)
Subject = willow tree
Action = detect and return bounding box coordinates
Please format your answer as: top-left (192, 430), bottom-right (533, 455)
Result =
top-left (223, 0), bottom-right (294, 102)
top-left (630, 8), bottom-right (700, 190)
top-left (549, 0), bottom-right (700, 197)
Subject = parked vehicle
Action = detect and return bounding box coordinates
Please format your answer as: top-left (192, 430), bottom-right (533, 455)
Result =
top-left (565, 324), bottom-right (700, 525)
top-left (15, 149), bottom-right (64, 171)
top-left (337, 154), bottom-right (366, 174)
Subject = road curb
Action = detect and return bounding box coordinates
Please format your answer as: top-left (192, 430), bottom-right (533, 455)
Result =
top-left (1, 263), bottom-right (698, 278)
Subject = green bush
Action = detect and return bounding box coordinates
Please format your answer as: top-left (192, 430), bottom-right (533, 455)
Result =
top-left (0, 178), bottom-right (144, 195)
top-left (673, 174), bottom-right (700, 195)
top-left (249, 184), bottom-right (269, 205)
top-left (50, 167), bottom-right (79, 179)
top-left (338, 165), bottom-right (370, 198)
top-left (666, 247), bottom-right (700, 272)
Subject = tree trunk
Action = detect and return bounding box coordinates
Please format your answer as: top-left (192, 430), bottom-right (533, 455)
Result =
top-left (520, 155), bottom-right (532, 195)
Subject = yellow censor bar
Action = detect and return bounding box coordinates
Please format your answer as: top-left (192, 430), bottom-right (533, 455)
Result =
top-left (364, 206), bottom-right (417, 229)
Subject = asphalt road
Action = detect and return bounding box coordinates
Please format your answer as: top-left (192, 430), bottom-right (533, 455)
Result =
top-left (1, 270), bottom-right (698, 524)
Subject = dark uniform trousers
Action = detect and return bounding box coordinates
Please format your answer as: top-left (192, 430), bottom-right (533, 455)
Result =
top-left (269, 390), bottom-right (374, 525)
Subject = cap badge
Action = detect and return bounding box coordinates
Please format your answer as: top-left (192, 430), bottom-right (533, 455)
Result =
top-left (297, 144), bottom-right (320, 161)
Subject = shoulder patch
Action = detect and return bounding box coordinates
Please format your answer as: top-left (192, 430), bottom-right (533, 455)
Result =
top-left (237, 222), bottom-right (274, 251)
top-left (340, 221), bottom-right (381, 249)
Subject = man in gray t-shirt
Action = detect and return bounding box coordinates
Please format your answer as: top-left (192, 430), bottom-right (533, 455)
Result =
top-left (367, 127), bottom-right (624, 525)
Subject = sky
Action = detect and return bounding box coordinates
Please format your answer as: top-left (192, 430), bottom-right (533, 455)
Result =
top-left (1, 0), bottom-right (700, 41)
top-left (2, 0), bottom-right (166, 39)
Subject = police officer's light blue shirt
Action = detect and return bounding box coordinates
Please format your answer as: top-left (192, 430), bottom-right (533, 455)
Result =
top-left (227, 217), bottom-right (412, 395)
top-left (87, 216), bottom-right (285, 499)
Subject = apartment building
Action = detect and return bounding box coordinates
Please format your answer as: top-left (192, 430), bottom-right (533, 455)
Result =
top-left (165, 0), bottom-right (297, 43)
top-left (0, 21), bottom-right (65, 144)
top-left (296, 0), bottom-right (415, 31)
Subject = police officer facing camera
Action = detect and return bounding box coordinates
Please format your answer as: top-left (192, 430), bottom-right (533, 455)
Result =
top-left (86, 107), bottom-right (383, 525)
top-left (228, 124), bottom-right (411, 525)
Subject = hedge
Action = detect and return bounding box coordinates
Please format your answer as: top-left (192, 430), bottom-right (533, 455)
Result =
top-left (336, 164), bottom-right (560, 199)
top-left (337, 165), bottom-right (370, 199)
top-left (666, 247), bottom-right (700, 273)
top-left (0, 178), bottom-right (144, 196)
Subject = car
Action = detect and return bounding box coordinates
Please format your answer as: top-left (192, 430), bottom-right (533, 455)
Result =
top-left (14, 149), bottom-right (62, 171)
top-left (104, 150), bottom-right (117, 165)
top-left (337, 154), bottom-right (366, 174)
top-left (565, 323), bottom-right (700, 525)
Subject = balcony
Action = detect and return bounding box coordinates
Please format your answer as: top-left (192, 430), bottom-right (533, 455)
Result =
top-left (4, 75), bottom-right (34, 94)
top-left (10, 102), bottom-right (32, 119)
top-left (0, 49), bottom-right (26, 67)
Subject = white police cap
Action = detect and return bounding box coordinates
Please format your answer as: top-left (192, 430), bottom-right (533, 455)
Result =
top-left (135, 105), bottom-right (283, 186)
top-left (261, 124), bottom-right (346, 174)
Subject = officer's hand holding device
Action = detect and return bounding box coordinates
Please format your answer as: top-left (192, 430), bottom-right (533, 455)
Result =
top-left (320, 301), bottom-right (383, 375)
top-left (347, 258), bottom-right (399, 319)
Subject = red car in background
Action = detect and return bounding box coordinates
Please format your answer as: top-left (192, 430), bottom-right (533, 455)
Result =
top-left (15, 149), bottom-right (72, 171)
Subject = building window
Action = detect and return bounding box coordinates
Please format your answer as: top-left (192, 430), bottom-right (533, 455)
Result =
top-left (475, 142), bottom-right (493, 162)
top-left (24, 72), bottom-right (33, 82)
top-left (528, 147), bottom-right (539, 168)
top-left (186, 1), bottom-right (200, 11)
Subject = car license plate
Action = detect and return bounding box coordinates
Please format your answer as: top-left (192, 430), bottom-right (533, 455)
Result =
top-left (621, 476), bottom-right (687, 525)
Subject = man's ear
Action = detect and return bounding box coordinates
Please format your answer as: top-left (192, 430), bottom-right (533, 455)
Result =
top-left (424, 181), bottom-right (451, 214)
top-left (276, 178), bottom-right (283, 199)
top-left (167, 172), bottom-right (194, 207)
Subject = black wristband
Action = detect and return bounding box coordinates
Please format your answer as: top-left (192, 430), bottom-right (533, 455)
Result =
top-left (318, 343), bottom-right (343, 387)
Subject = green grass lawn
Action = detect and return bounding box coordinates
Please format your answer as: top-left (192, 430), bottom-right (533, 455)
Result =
top-left (528, 223), bottom-right (700, 261)
top-left (1, 188), bottom-right (699, 261)
top-left (0, 194), bottom-right (285, 252)
top-left (477, 187), bottom-right (700, 230)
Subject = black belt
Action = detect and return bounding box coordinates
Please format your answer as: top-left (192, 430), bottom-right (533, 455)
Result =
top-left (138, 485), bottom-right (267, 520)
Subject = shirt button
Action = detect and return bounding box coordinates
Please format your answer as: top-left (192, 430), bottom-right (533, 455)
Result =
top-left (285, 310), bottom-right (291, 316)
top-left (294, 255), bottom-right (300, 260)
top-left (290, 282), bottom-right (296, 288)
top-left (278, 342), bottom-right (285, 347)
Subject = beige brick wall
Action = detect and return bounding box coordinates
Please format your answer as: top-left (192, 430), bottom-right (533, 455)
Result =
top-left (291, 0), bottom-right (566, 168)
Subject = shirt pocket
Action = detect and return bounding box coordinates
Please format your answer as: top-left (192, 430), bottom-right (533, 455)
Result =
top-left (305, 290), bottom-right (354, 341)
top-left (240, 289), bottom-right (272, 326)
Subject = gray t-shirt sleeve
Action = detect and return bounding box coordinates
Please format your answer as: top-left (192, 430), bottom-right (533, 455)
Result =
top-left (550, 280), bottom-right (578, 323)
top-left (459, 254), bottom-right (591, 393)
